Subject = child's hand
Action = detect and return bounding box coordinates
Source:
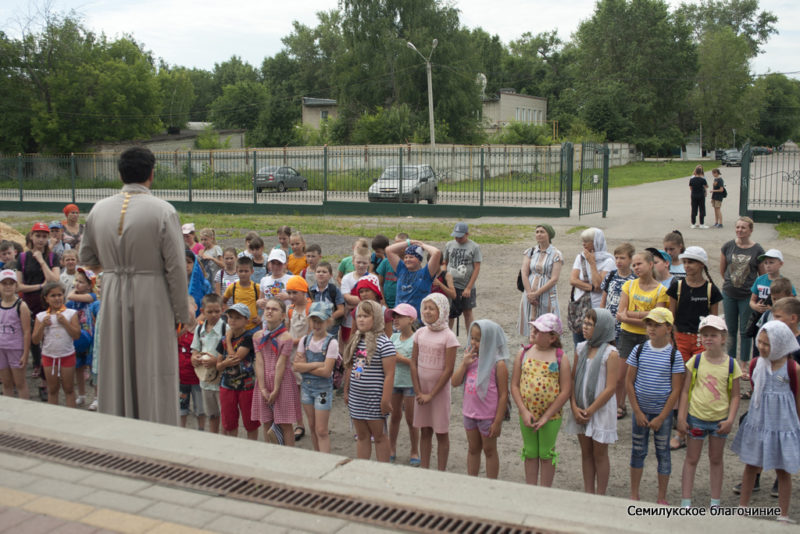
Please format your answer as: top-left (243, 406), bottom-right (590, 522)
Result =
top-left (32, 250), bottom-right (44, 263)
top-left (41, 315), bottom-right (52, 327)
top-left (489, 418), bottom-right (503, 438)
top-left (55, 312), bottom-right (67, 325)
top-left (380, 397), bottom-right (391, 415)
top-left (648, 415), bottom-right (664, 432)
top-left (677, 418), bottom-right (688, 434)
top-left (717, 419), bottom-right (733, 435)
top-left (267, 389), bottom-right (279, 405)
top-left (521, 409), bottom-right (536, 428)
top-left (574, 409), bottom-right (590, 425)
top-left (462, 347), bottom-right (477, 367)
top-left (256, 298), bottom-right (266, 309)
top-left (416, 393), bottom-right (433, 405)
top-left (191, 353), bottom-right (202, 367)
top-left (532, 413), bottom-right (549, 431)
top-left (634, 410), bottom-right (648, 428)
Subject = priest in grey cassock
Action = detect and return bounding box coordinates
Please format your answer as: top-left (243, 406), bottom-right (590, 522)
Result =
top-left (80, 146), bottom-right (192, 425)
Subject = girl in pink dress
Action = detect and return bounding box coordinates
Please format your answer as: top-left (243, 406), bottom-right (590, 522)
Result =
top-left (411, 293), bottom-right (460, 470)
top-left (251, 297), bottom-right (302, 445)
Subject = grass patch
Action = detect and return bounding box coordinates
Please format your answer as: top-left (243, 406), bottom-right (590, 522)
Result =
top-left (567, 225), bottom-right (589, 235)
top-left (776, 222), bottom-right (800, 240)
top-left (607, 160), bottom-right (703, 188)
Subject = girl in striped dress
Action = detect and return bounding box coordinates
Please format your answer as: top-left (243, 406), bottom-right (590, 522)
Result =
top-left (518, 224), bottom-right (563, 336)
top-left (344, 300), bottom-right (397, 462)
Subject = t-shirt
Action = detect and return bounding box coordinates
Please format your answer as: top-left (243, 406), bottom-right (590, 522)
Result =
top-left (711, 177), bottom-right (725, 201)
top-left (443, 239), bottom-right (482, 290)
top-left (60, 271), bottom-right (76, 299)
top-left (259, 274), bottom-right (292, 308)
top-left (178, 330), bottom-right (198, 385)
top-left (572, 254), bottom-right (616, 308)
top-left (191, 320), bottom-right (227, 391)
top-left (391, 332), bottom-right (414, 388)
top-left (601, 269), bottom-right (637, 339)
top-left (337, 256), bottom-right (354, 278)
top-left (721, 241), bottom-right (765, 299)
top-left (666, 279), bottom-right (723, 333)
top-left (216, 331), bottom-right (255, 391)
top-left (286, 254), bottom-right (308, 276)
top-left (36, 308), bottom-right (78, 358)
top-left (310, 283), bottom-right (345, 308)
top-left (686, 353), bottom-right (742, 421)
top-left (751, 273), bottom-right (796, 302)
top-left (376, 258), bottom-right (397, 308)
top-left (689, 176), bottom-right (707, 198)
top-left (347, 335), bottom-right (396, 419)
top-left (620, 279), bottom-right (669, 335)
top-left (251, 257), bottom-right (267, 284)
top-left (627, 341), bottom-right (684, 414)
top-left (461, 358), bottom-right (501, 420)
top-left (395, 261), bottom-right (434, 317)
top-left (200, 245), bottom-right (222, 283)
top-left (223, 281), bottom-right (261, 331)
top-left (215, 269), bottom-right (239, 305)
top-left (669, 262), bottom-right (686, 281)
top-left (341, 271), bottom-right (376, 328)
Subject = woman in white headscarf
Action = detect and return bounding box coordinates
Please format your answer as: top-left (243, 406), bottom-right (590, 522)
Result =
top-left (730, 321), bottom-right (800, 522)
top-left (568, 228), bottom-right (616, 346)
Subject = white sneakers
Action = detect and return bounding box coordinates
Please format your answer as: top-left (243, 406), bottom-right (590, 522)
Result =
top-left (88, 399), bottom-right (98, 411)
top-left (700, 224), bottom-right (709, 229)
top-left (690, 224), bottom-right (710, 229)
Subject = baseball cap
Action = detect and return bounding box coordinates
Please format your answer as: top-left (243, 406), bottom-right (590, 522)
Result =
top-left (0, 269), bottom-right (17, 283)
top-left (759, 249), bottom-right (784, 262)
top-left (286, 275), bottom-right (308, 293)
top-left (451, 222), bottom-right (469, 238)
top-left (530, 313), bottom-right (563, 335)
top-left (31, 222), bottom-right (50, 233)
top-left (644, 247), bottom-right (671, 264)
top-left (76, 267), bottom-right (96, 288)
top-left (391, 303), bottom-right (418, 320)
top-left (308, 301), bottom-right (333, 320)
top-left (48, 220), bottom-right (64, 230)
top-left (679, 246), bottom-right (709, 266)
top-left (181, 223), bottom-right (195, 234)
top-left (644, 308), bottom-right (674, 324)
top-left (267, 249), bottom-right (287, 264)
top-left (698, 315), bottom-right (727, 332)
top-left (225, 303), bottom-right (251, 319)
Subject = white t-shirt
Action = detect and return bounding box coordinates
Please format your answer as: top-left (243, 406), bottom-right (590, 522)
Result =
top-left (572, 254), bottom-right (615, 308)
top-left (36, 308), bottom-right (77, 357)
top-left (340, 272), bottom-right (379, 328)
top-left (259, 273), bottom-right (292, 307)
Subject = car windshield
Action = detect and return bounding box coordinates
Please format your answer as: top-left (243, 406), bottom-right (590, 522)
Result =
top-left (257, 166), bottom-right (280, 174)
top-left (380, 168), bottom-right (420, 180)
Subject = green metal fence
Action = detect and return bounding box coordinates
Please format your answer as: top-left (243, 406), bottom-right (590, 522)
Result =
top-left (0, 144), bottom-right (574, 216)
top-left (740, 143), bottom-right (800, 222)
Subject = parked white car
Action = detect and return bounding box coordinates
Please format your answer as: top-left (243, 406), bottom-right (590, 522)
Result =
top-left (367, 165), bottom-right (438, 204)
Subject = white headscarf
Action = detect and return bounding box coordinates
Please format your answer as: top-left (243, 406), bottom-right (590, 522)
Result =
top-left (752, 321), bottom-right (800, 408)
top-left (470, 320), bottom-right (509, 400)
top-left (421, 293), bottom-right (450, 332)
top-left (590, 227), bottom-right (614, 265)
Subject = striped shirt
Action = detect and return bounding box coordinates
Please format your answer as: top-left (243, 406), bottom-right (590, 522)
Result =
top-left (348, 335), bottom-right (395, 420)
top-left (627, 341), bottom-right (684, 414)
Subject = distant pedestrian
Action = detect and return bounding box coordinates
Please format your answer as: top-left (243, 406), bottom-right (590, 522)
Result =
top-left (688, 165), bottom-right (708, 229)
top-left (710, 169), bottom-right (725, 228)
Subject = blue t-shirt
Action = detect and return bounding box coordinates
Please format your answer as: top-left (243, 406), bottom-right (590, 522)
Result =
top-left (394, 261), bottom-right (434, 317)
top-left (751, 274), bottom-right (796, 301)
top-left (627, 341), bottom-right (684, 414)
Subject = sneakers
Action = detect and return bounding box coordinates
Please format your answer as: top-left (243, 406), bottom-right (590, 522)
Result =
top-left (88, 399), bottom-right (98, 411)
top-left (733, 473), bottom-right (760, 494)
top-left (76, 395), bottom-right (86, 406)
top-left (690, 224), bottom-right (698, 229)
top-left (771, 478), bottom-right (779, 498)
top-left (699, 224), bottom-right (709, 229)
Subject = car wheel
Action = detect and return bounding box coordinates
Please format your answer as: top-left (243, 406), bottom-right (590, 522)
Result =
top-left (412, 192), bottom-right (420, 204)
top-left (427, 191), bottom-right (437, 204)
top-left (300, 180), bottom-right (308, 191)
top-left (277, 182), bottom-right (286, 192)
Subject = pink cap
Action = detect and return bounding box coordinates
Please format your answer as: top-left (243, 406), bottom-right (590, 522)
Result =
top-left (530, 313), bottom-right (563, 335)
top-left (698, 315), bottom-right (727, 332)
top-left (390, 303), bottom-right (418, 320)
top-left (0, 269), bottom-right (17, 283)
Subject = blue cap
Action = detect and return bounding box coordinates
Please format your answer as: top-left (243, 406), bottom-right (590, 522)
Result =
top-left (48, 220), bottom-right (63, 229)
top-left (308, 301), bottom-right (332, 320)
top-left (225, 303), bottom-right (251, 319)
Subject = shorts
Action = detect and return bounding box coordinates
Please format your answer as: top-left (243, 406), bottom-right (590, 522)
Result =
top-left (219, 387), bottom-right (259, 432)
top-left (393, 386), bottom-right (415, 397)
top-left (301, 379), bottom-right (334, 411)
top-left (179, 383), bottom-right (205, 416)
top-left (675, 331), bottom-right (703, 363)
top-left (42, 354), bottom-right (76, 368)
top-left (519, 417), bottom-right (561, 465)
top-left (687, 414), bottom-right (729, 440)
top-left (75, 351), bottom-right (93, 369)
top-left (463, 415), bottom-right (492, 437)
top-left (449, 288), bottom-right (477, 318)
top-left (202, 388), bottom-right (220, 418)
top-left (711, 200), bottom-right (722, 208)
top-left (0, 348), bottom-right (24, 369)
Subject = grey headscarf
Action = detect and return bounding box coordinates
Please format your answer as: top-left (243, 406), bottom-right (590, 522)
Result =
top-left (590, 228), bottom-right (614, 265)
top-left (574, 308), bottom-right (616, 410)
top-left (752, 321), bottom-right (800, 409)
top-left (470, 319), bottom-right (509, 400)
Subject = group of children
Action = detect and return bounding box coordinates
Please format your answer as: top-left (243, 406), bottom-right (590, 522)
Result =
top-left (1, 217), bottom-right (799, 523)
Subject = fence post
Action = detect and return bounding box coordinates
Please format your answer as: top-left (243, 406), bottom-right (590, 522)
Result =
top-left (739, 143), bottom-right (751, 217)
top-left (602, 144), bottom-right (609, 218)
top-left (187, 151), bottom-right (193, 204)
top-left (479, 146), bottom-right (485, 207)
top-left (398, 147), bottom-right (404, 203)
top-left (17, 153), bottom-right (23, 202)
top-left (323, 145), bottom-right (328, 204)
top-left (70, 153), bottom-right (76, 203)
top-left (253, 151), bottom-right (258, 205)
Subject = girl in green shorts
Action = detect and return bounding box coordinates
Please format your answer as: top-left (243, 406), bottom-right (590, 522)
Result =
top-left (511, 313), bottom-right (572, 486)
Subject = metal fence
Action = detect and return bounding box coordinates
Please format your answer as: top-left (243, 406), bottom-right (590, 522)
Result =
top-left (740, 143), bottom-right (800, 222)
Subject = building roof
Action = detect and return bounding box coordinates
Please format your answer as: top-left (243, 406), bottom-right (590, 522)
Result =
top-left (302, 97), bottom-right (337, 107)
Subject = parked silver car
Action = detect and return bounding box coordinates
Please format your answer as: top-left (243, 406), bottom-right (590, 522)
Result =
top-left (253, 166), bottom-right (307, 193)
top-left (367, 165), bottom-right (438, 204)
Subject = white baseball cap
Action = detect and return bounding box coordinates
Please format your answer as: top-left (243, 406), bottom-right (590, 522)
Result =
top-left (759, 249), bottom-right (784, 262)
top-left (267, 248), bottom-right (286, 264)
top-left (0, 269), bottom-right (16, 283)
top-left (679, 246), bottom-right (708, 266)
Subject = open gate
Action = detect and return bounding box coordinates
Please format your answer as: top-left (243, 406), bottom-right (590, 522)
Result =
top-left (578, 143), bottom-right (609, 217)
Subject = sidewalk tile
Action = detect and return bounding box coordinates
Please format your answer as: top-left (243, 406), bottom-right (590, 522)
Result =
top-left (23, 495), bottom-right (94, 520)
top-left (205, 514), bottom-right (290, 534)
top-left (146, 522), bottom-right (217, 534)
top-left (135, 485), bottom-right (210, 507)
top-left (24, 479), bottom-right (94, 501)
top-left (268, 508), bottom-right (347, 533)
top-left (140, 502), bottom-right (217, 528)
top-left (0, 487), bottom-right (37, 507)
top-left (81, 472), bottom-right (152, 494)
top-left (0, 467), bottom-right (44, 489)
top-left (9, 512), bottom-right (64, 534)
top-left (80, 489), bottom-right (153, 514)
top-left (50, 520), bottom-right (99, 534)
top-left (27, 463), bottom-right (92, 483)
top-left (332, 523), bottom-right (394, 533)
top-left (0, 452), bottom-right (42, 471)
top-left (0, 507), bottom-right (36, 532)
top-left (82, 508), bottom-right (162, 534)
top-left (198, 496), bottom-right (275, 520)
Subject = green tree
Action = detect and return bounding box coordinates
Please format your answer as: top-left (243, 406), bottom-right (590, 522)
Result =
top-left (676, 0), bottom-right (777, 56)
top-left (209, 80), bottom-right (269, 131)
top-left (750, 74), bottom-right (800, 146)
top-left (186, 68), bottom-right (215, 121)
top-left (158, 65), bottom-right (195, 130)
top-left (0, 32), bottom-right (35, 153)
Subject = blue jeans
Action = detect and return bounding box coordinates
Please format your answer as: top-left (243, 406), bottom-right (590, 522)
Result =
top-left (630, 411), bottom-right (673, 474)
top-left (722, 294), bottom-right (753, 361)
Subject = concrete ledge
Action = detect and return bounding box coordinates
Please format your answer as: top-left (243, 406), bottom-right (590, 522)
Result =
top-left (0, 397), bottom-right (786, 533)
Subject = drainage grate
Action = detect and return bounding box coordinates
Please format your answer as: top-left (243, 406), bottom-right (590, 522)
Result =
top-left (0, 431), bottom-right (552, 534)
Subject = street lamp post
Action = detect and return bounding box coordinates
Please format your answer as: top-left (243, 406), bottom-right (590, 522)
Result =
top-left (407, 39), bottom-right (438, 148)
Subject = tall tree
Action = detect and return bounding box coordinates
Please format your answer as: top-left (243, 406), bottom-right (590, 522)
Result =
top-left (676, 0), bottom-right (777, 56)
top-left (209, 80), bottom-right (268, 132)
top-left (158, 65), bottom-right (195, 130)
top-left (750, 74), bottom-right (800, 146)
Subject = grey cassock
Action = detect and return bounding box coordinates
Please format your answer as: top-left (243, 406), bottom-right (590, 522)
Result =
top-left (79, 183), bottom-right (191, 425)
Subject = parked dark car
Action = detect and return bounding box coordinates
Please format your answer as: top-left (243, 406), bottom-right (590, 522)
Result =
top-left (367, 165), bottom-right (438, 204)
top-left (722, 149), bottom-right (742, 166)
top-left (714, 149), bottom-right (726, 160)
top-left (752, 146), bottom-right (773, 155)
top-left (252, 166), bottom-right (308, 193)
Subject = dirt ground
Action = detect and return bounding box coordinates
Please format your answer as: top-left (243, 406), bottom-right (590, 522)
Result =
top-left (16, 217), bottom-right (800, 519)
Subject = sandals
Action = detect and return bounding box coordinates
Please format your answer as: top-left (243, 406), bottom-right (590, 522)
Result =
top-left (409, 457), bottom-right (421, 467)
top-left (617, 406), bottom-right (627, 420)
top-left (740, 390), bottom-right (752, 400)
top-left (294, 426), bottom-right (305, 441)
top-left (670, 436), bottom-right (686, 450)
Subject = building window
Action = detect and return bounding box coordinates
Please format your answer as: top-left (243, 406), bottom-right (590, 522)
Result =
top-left (321, 110), bottom-right (329, 121)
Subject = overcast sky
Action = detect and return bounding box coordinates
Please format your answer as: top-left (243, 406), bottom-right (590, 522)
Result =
top-left (2, 0), bottom-right (797, 78)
